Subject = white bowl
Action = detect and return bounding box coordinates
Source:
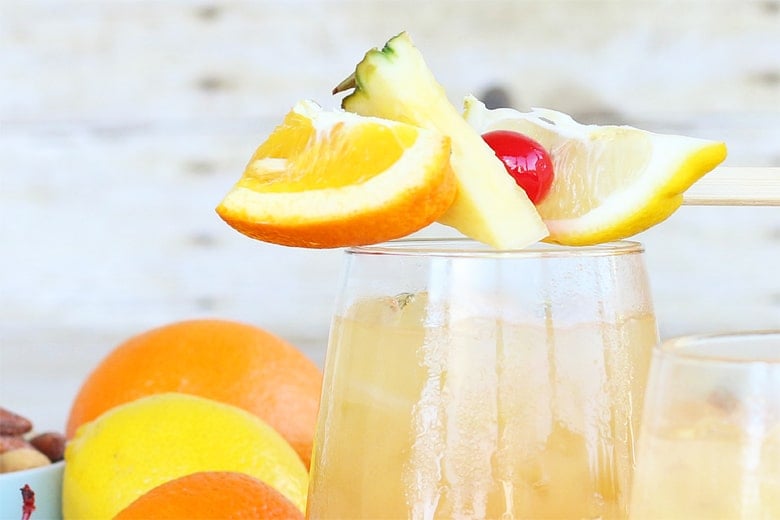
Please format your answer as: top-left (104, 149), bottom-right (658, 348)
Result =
top-left (0, 461), bottom-right (64, 520)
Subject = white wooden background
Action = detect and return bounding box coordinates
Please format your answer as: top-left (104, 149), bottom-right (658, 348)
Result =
top-left (1, 0), bottom-right (779, 432)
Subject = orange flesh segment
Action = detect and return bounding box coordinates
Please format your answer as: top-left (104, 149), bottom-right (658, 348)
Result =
top-left (240, 113), bottom-right (418, 193)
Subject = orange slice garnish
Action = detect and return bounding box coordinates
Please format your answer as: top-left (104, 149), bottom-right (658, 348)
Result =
top-left (216, 100), bottom-right (456, 248)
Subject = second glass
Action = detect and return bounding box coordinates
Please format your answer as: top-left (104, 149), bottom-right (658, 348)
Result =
top-left (307, 239), bottom-right (659, 519)
top-left (630, 331), bottom-right (780, 519)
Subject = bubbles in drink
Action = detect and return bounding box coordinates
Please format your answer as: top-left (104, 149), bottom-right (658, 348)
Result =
top-left (309, 293), bottom-right (656, 519)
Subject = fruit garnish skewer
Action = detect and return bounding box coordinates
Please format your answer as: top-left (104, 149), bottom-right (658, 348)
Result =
top-left (682, 166), bottom-right (780, 206)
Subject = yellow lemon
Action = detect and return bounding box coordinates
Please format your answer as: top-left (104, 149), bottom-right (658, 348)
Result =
top-left (63, 393), bottom-right (308, 519)
top-left (463, 95), bottom-right (727, 245)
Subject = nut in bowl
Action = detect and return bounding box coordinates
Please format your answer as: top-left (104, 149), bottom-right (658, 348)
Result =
top-left (1, 407), bottom-right (66, 519)
top-left (0, 460), bottom-right (64, 520)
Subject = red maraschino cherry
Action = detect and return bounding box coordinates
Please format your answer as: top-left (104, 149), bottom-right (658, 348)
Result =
top-left (482, 130), bottom-right (554, 204)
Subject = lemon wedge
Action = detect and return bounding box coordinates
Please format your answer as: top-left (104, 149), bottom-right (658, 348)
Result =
top-left (464, 96), bottom-right (728, 245)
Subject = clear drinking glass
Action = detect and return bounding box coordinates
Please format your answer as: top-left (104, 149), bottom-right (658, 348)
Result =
top-left (307, 239), bottom-right (659, 519)
top-left (630, 331), bottom-right (780, 519)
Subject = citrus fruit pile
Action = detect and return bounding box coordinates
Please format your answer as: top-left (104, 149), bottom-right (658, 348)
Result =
top-left (62, 319), bottom-right (321, 519)
top-left (217, 31), bottom-right (727, 250)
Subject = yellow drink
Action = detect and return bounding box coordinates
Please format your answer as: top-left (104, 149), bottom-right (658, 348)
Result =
top-left (307, 239), bottom-right (658, 519)
top-left (309, 292), bottom-right (657, 519)
top-left (630, 424), bottom-right (780, 519)
top-left (629, 331), bottom-right (780, 519)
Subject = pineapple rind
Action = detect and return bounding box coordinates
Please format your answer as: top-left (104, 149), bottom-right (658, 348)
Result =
top-left (342, 32), bottom-right (548, 249)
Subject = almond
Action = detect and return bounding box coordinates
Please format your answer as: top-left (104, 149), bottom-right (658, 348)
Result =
top-left (0, 407), bottom-right (33, 436)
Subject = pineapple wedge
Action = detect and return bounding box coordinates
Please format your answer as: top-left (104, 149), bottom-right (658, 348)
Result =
top-left (334, 32), bottom-right (548, 249)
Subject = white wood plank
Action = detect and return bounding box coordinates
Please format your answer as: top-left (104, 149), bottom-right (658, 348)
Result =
top-left (2, 0), bottom-right (778, 122)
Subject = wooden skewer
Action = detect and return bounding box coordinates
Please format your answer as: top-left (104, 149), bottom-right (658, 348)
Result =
top-left (683, 167), bottom-right (780, 206)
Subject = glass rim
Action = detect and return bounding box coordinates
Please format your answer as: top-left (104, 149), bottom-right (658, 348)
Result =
top-left (656, 330), bottom-right (780, 365)
top-left (345, 237), bottom-right (645, 258)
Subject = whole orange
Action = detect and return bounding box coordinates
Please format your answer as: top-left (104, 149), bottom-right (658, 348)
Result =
top-left (114, 471), bottom-right (304, 519)
top-left (66, 319), bottom-right (322, 467)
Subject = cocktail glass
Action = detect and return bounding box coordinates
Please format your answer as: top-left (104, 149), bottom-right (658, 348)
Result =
top-left (307, 238), bottom-right (659, 519)
top-left (629, 330), bottom-right (780, 519)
